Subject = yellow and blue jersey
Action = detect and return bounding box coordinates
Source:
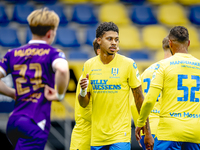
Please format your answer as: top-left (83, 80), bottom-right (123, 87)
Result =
top-left (150, 53), bottom-right (200, 143)
top-left (141, 63), bottom-right (161, 135)
top-left (82, 53), bottom-right (141, 146)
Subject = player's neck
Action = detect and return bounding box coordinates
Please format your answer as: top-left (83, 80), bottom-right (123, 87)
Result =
top-left (31, 35), bottom-right (49, 44)
top-left (100, 51), bottom-right (115, 64)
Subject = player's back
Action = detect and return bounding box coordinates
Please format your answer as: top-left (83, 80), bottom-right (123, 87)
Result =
top-left (152, 53), bottom-right (200, 143)
top-left (1, 41), bottom-right (64, 132)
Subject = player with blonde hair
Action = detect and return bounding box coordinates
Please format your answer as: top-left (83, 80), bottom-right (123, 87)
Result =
top-left (1, 8), bottom-right (69, 149)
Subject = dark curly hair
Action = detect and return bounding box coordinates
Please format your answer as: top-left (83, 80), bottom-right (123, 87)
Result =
top-left (169, 26), bottom-right (189, 43)
top-left (96, 22), bottom-right (119, 38)
top-left (93, 38), bottom-right (100, 55)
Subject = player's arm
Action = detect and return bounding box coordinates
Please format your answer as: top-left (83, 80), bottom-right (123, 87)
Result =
top-left (132, 86), bottom-right (154, 149)
top-left (0, 70), bottom-right (15, 100)
top-left (45, 59), bottom-right (70, 101)
top-left (78, 74), bottom-right (90, 108)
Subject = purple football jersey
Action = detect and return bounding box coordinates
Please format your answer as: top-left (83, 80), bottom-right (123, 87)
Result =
top-left (0, 41), bottom-right (66, 133)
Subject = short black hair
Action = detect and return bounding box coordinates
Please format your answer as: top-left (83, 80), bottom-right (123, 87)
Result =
top-left (96, 22), bottom-right (119, 38)
top-left (169, 26), bottom-right (189, 43)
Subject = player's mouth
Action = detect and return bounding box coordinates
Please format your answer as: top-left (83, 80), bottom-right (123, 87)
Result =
top-left (109, 47), bottom-right (117, 51)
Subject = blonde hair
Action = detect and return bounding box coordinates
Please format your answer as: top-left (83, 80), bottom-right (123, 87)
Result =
top-left (27, 7), bottom-right (59, 36)
top-left (162, 36), bottom-right (170, 51)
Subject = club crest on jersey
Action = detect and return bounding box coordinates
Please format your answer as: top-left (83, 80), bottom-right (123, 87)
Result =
top-left (59, 52), bottom-right (66, 59)
top-left (111, 68), bottom-right (119, 76)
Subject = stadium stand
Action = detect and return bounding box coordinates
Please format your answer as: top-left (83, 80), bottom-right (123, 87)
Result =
top-left (127, 50), bottom-right (152, 60)
top-left (189, 5), bottom-right (200, 25)
top-left (55, 27), bottom-right (81, 48)
top-left (45, 4), bottom-right (68, 26)
top-left (99, 3), bottom-right (131, 25)
top-left (4, 0), bottom-right (28, 3)
top-left (147, 0), bottom-right (176, 5)
top-left (12, 4), bottom-right (35, 24)
top-left (0, 27), bottom-right (21, 47)
top-left (71, 4), bottom-right (98, 25)
top-left (130, 5), bottom-right (157, 25)
top-left (85, 26), bottom-right (96, 46)
top-left (157, 3), bottom-right (189, 27)
top-left (118, 25), bottom-right (143, 50)
top-left (68, 51), bottom-right (90, 60)
top-left (177, 0), bottom-right (200, 5)
top-left (142, 25), bottom-right (168, 50)
top-left (120, 0), bottom-right (145, 5)
top-left (0, 5), bottom-right (9, 26)
top-left (91, 0), bottom-right (119, 4)
top-left (59, 0), bottom-right (89, 4)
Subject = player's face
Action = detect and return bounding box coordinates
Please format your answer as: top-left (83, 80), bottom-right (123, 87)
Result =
top-left (99, 31), bottom-right (119, 55)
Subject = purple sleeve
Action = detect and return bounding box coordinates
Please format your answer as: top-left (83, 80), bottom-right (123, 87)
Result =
top-left (0, 50), bottom-right (11, 75)
top-left (50, 49), bottom-right (66, 64)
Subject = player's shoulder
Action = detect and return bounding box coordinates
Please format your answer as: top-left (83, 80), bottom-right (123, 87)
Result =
top-left (84, 55), bottom-right (98, 65)
top-left (117, 53), bottom-right (135, 63)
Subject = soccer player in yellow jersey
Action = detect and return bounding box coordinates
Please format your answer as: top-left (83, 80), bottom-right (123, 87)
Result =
top-left (140, 36), bottom-right (172, 150)
top-left (70, 39), bottom-right (100, 150)
top-left (79, 22), bottom-right (153, 150)
top-left (135, 26), bottom-right (200, 150)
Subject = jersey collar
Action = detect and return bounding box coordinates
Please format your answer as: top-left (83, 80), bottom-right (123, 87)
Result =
top-left (28, 40), bottom-right (47, 44)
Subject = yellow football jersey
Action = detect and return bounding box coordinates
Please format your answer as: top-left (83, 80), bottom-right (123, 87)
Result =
top-left (141, 63), bottom-right (161, 135)
top-left (82, 53), bottom-right (141, 146)
top-left (70, 76), bottom-right (92, 150)
top-left (151, 53), bottom-right (200, 143)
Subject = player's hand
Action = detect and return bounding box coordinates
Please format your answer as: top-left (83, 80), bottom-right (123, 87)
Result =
top-left (44, 85), bottom-right (57, 101)
top-left (135, 126), bottom-right (143, 141)
top-left (144, 132), bottom-right (154, 150)
top-left (80, 74), bottom-right (89, 90)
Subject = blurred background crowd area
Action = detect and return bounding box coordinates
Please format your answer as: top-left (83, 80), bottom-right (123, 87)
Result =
top-left (0, 0), bottom-right (200, 149)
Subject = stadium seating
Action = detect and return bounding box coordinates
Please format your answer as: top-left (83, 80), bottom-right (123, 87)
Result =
top-left (33, 0), bottom-right (57, 4)
top-left (120, 0), bottom-right (145, 4)
top-left (119, 25), bottom-right (143, 50)
top-left (4, 0), bottom-right (28, 3)
top-left (55, 27), bottom-right (80, 48)
top-left (45, 4), bottom-right (68, 26)
top-left (189, 6), bottom-right (200, 25)
top-left (68, 51), bottom-right (90, 60)
top-left (0, 5), bottom-right (9, 26)
top-left (0, 27), bottom-right (21, 47)
top-left (12, 4), bottom-right (35, 24)
top-left (26, 28), bottom-right (32, 44)
top-left (71, 4), bottom-right (98, 25)
top-left (85, 26), bottom-right (96, 46)
top-left (91, 0), bottom-right (119, 4)
top-left (127, 50), bottom-right (152, 60)
top-left (142, 25), bottom-right (168, 50)
top-left (157, 3), bottom-right (189, 27)
top-left (130, 5), bottom-right (157, 25)
top-left (59, 0), bottom-right (89, 4)
top-left (99, 3), bottom-right (131, 25)
top-left (186, 26), bottom-right (200, 50)
top-left (147, 0), bottom-right (175, 5)
top-left (177, 0), bottom-right (200, 5)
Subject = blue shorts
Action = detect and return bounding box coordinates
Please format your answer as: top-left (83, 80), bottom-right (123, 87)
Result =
top-left (154, 137), bottom-right (200, 150)
top-left (6, 115), bottom-right (48, 150)
top-left (140, 134), bottom-right (155, 150)
top-left (91, 142), bottom-right (131, 150)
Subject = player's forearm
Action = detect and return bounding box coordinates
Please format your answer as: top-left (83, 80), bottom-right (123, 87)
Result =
top-left (132, 85), bottom-right (144, 114)
top-left (137, 87), bottom-right (161, 127)
top-left (78, 93), bottom-right (90, 108)
top-left (0, 80), bottom-right (15, 99)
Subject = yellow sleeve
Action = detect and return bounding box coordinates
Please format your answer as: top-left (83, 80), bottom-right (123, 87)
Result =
top-left (130, 97), bottom-right (139, 126)
top-left (137, 87), bottom-right (161, 127)
top-left (128, 61), bottom-right (141, 88)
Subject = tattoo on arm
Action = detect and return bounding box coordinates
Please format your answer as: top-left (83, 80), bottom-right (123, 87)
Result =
top-left (132, 85), bottom-right (144, 114)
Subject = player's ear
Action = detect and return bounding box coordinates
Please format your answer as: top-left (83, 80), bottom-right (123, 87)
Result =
top-left (188, 40), bottom-right (190, 47)
top-left (46, 30), bottom-right (52, 39)
top-left (169, 39), bottom-right (172, 49)
top-left (97, 37), bottom-right (101, 45)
